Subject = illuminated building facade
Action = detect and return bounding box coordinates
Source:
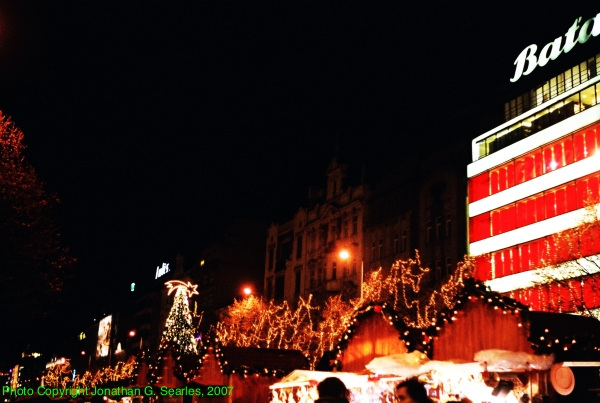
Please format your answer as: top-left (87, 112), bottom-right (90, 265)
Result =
top-left (265, 144), bottom-right (469, 303)
top-left (468, 18), bottom-right (600, 314)
top-left (265, 157), bottom-right (367, 302)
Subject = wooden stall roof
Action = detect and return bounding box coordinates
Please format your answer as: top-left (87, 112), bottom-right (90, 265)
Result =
top-left (527, 311), bottom-right (600, 361)
top-left (432, 297), bottom-right (532, 362)
top-left (330, 304), bottom-right (420, 373)
top-left (423, 280), bottom-right (600, 362)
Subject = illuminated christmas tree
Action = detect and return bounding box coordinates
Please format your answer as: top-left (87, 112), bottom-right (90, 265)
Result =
top-left (148, 281), bottom-right (203, 384)
top-left (161, 280), bottom-right (199, 354)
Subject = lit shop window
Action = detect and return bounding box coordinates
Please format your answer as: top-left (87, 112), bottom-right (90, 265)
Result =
top-left (469, 213), bottom-right (490, 243)
top-left (478, 76), bottom-right (600, 158)
top-left (490, 205), bottom-right (516, 236)
top-left (474, 227), bottom-right (600, 283)
top-left (469, 171), bottom-right (600, 244)
top-left (469, 122), bottom-right (600, 203)
top-left (468, 171), bottom-right (489, 202)
top-left (511, 276), bottom-right (600, 313)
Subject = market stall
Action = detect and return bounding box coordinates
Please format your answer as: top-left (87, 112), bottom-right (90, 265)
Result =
top-left (364, 349), bottom-right (554, 402)
top-left (269, 369), bottom-right (402, 403)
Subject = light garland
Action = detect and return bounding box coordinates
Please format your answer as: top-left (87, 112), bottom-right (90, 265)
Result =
top-left (215, 255), bottom-right (476, 368)
top-left (213, 294), bottom-right (349, 369)
top-left (43, 356), bottom-right (138, 390)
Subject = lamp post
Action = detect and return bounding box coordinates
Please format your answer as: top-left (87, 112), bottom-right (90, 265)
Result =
top-left (339, 249), bottom-right (364, 299)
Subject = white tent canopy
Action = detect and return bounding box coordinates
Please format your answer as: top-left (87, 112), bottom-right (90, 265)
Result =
top-left (269, 370), bottom-right (373, 390)
top-left (365, 350), bottom-right (554, 377)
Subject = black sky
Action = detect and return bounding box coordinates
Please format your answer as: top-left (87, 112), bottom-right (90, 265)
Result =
top-left (1, 1), bottom-right (599, 338)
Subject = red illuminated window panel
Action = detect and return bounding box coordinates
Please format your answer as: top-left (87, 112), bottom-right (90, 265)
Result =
top-left (512, 246), bottom-right (521, 273)
top-left (574, 131), bottom-right (586, 160)
top-left (492, 252), bottom-right (502, 279)
top-left (469, 172), bottom-right (489, 202)
top-left (469, 213), bottom-right (490, 243)
top-left (471, 174), bottom-right (599, 244)
top-left (473, 255), bottom-right (491, 281)
top-left (566, 183), bottom-right (577, 211)
top-left (503, 249), bottom-right (513, 276)
top-left (475, 227), bottom-right (600, 281)
top-left (589, 176), bottom-right (599, 204)
top-left (520, 244), bottom-right (530, 271)
top-left (563, 138), bottom-right (573, 165)
top-left (469, 122), bottom-right (600, 203)
top-left (491, 206), bottom-right (516, 236)
top-left (545, 191), bottom-right (556, 218)
top-left (555, 188), bottom-right (567, 215)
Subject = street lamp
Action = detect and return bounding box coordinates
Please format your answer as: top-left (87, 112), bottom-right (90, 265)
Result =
top-left (243, 286), bottom-right (253, 296)
top-left (338, 249), bottom-right (364, 299)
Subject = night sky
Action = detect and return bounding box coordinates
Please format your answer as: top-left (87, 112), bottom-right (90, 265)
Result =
top-left (1, 1), bottom-right (599, 355)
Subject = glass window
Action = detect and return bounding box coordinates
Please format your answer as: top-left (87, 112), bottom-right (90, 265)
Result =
top-left (491, 210), bottom-right (501, 236)
top-left (545, 191), bottom-right (557, 218)
top-left (469, 172), bottom-right (490, 202)
top-left (574, 130), bottom-right (588, 160)
top-left (512, 246), bottom-right (521, 273)
top-left (516, 199), bottom-right (528, 227)
top-left (491, 170), bottom-right (500, 194)
top-left (587, 127), bottom-right (599, 156)
top-left (550, 77), bottom-right (558, 98)
top-left (474, 255), bottom-right (491, 281)
top-left (556, 187), bottom-right (567, 215)
top-left (573, 64), bottom-right (581, 87)
top-left (577, 177), bottom-right (590, 207)
top-left (557, 72), bottom-right (565, 95)
top-left (589, 175), bottom-right (600, 204)
top-left (503, 249), bottom-right (513, 276)
top-left (501, 205), bottom-right (516, 233)
top-left (520, 244), bottom-right (530, 271)
top-left (536, 194), bottom-right (546, 222)
top-left (543, 146), bottom-right (557, 172)
top-left (469, 213), bottom-right (490, 243)
top-left (566, 182), bottom-right (577, 214)
top-left (581, 85), bottom-right (597, 108)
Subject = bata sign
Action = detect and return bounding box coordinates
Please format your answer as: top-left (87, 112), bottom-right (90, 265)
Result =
top-left (511, 12), bottom-right (600, 82)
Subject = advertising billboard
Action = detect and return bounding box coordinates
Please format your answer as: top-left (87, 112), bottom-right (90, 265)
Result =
top-left (96, 315), bottom-right (112, 358)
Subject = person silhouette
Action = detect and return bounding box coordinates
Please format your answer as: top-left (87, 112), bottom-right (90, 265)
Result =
top-left (395, 378), bottom-right (433, 403)
top-left (315, 377), bottom-right (350, 403)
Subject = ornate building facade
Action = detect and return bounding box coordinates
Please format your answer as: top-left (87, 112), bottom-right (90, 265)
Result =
top-left (265, 157), bottom-right (366, 302)
top-left (265, 143), bottom-right (469, 303)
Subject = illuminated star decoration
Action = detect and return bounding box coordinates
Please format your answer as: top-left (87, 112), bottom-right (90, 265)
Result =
top-left (165, 280), bottom-right (199, 298)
